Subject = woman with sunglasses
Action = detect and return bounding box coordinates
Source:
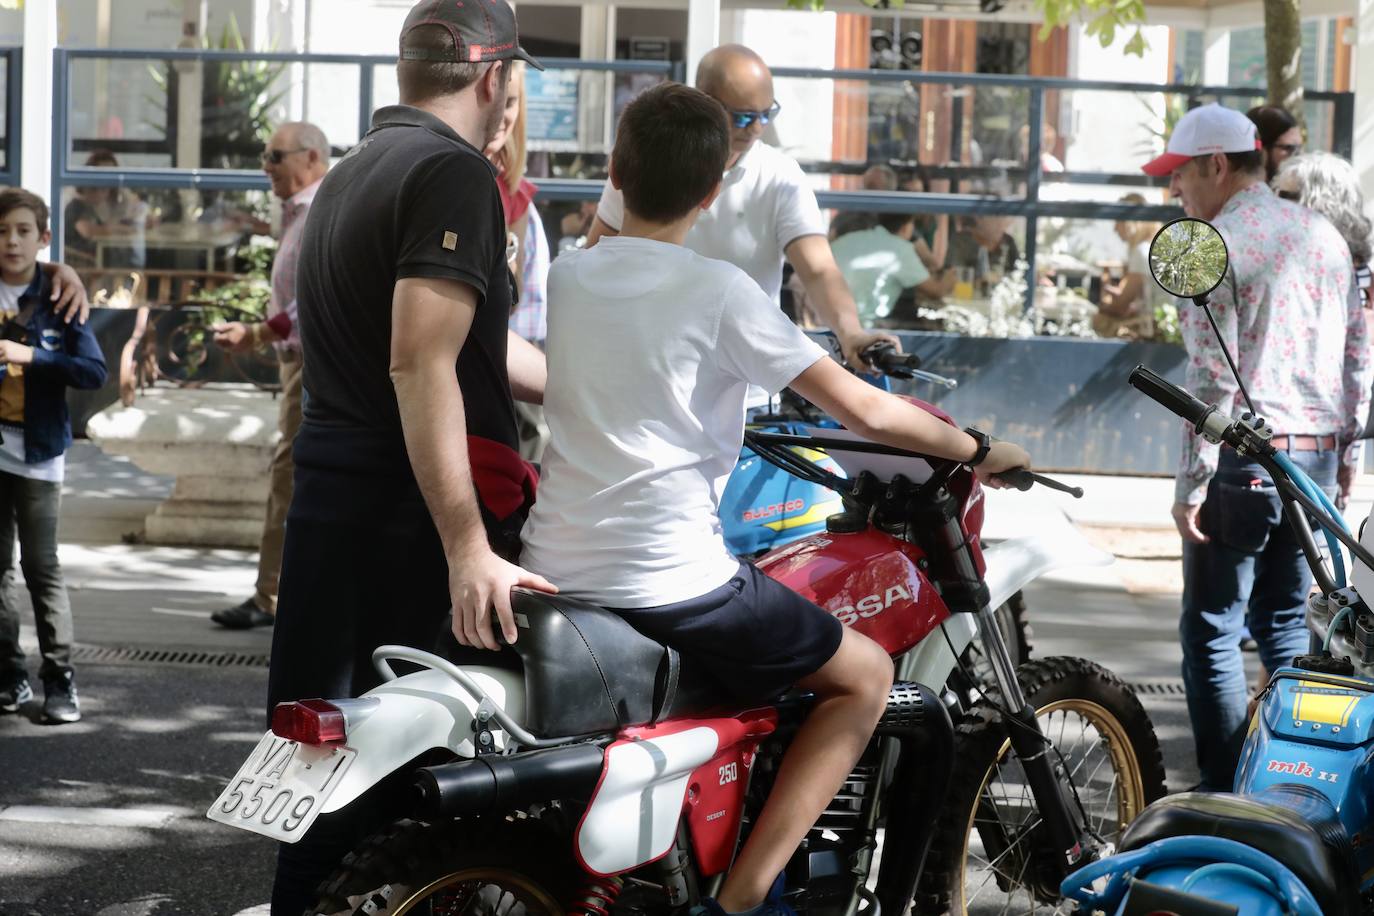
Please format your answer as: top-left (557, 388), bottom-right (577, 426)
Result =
top-left (1247, 105), bottom-right (1302, 182)
top-left (587, 44), bottom-right (898, 376)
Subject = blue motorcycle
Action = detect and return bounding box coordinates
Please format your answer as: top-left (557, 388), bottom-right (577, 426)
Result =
top-left (1062, 217), bottom-right (1374, 916)
top-left (721, 338), bottom-right (957, 557)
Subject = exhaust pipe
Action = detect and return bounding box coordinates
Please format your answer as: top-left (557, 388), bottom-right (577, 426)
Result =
top-left (415, 743), bottom-right (605, 818)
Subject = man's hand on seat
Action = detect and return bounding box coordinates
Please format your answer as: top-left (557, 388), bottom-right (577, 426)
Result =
top-left (450, 547), bottom-right (558, 650)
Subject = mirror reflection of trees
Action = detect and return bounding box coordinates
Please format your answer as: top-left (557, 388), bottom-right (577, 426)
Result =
top-left (1150, 219), bottom-right (1229, 298)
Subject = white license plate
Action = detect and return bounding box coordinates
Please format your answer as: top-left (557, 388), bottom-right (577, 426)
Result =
top-left (206, 732), bottom-right (356, 843)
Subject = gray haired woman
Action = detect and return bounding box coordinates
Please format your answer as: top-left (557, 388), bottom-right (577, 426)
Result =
top-left (1273, 151), bottom-right (1372, 307)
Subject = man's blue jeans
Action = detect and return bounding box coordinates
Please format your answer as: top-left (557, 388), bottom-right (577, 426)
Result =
top-left (1180, 445), bottom-right (1337, 791)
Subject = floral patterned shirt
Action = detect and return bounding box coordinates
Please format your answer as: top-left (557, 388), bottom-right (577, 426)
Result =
top-left (1177, 182), bottom-right (1372, 504)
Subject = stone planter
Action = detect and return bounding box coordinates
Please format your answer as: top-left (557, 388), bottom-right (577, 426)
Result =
top-left (86, 384), bottom-right (279, 548)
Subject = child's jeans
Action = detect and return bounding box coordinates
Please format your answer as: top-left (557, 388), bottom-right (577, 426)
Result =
top-left (0, 474), bottom-right (72, 683)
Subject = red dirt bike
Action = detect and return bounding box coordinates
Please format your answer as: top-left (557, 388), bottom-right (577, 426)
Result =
top-left (209, 405), bottom-right (1165, 915)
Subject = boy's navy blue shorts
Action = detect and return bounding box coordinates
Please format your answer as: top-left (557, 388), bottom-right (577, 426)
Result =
top-left (613, 561), bottom-right (845, 703)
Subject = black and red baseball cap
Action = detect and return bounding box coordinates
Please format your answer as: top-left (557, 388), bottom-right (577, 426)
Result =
top-left (400, 0), bottom-right (544, 71)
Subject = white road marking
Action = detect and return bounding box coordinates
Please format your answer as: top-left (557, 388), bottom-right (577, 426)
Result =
top-left (230, 907), bottom-right (271, 916)
top-left (0, 804), bottom-right (182, 828)
top-left (150, 607), bottom-right (214, 619)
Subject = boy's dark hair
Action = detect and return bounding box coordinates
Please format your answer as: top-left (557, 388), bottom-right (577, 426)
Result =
top-left (0, 188), bottom-right (50, 234)
top-left (877, 212), bottom-right (915, 235)
top-left (397, 24), bottom-right (486, 104)
top-left (612, 83), bottom-right (730, 224)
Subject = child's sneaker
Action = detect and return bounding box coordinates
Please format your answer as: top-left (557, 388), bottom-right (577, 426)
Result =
top-left (41, 671), bottom-right (80, 724)
top-left (691, 876), bottom-right (794, 916)
top-left (0, 676), bottom-right (32, 713)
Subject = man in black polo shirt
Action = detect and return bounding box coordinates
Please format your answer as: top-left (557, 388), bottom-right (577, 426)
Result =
top-left (264, 2), bottom-right (551, 911)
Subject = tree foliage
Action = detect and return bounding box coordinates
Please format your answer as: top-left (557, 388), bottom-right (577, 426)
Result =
top-left (1037, 0), bottom-right (1149, 56)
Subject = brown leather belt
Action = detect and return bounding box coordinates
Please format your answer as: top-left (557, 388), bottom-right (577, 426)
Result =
top-left (1270, 434), bottom-right (1337, 451)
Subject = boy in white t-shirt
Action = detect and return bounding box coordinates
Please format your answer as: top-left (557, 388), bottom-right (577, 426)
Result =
top-left (501, 84), bottom-right (1031, 916)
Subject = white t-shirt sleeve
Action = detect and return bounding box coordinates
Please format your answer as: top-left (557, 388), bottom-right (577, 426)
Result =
top-left (1127, 240), bottom-right (1150, 278)
top-left (715, 272), bottom-right (827, 395)
top-left (896, 240), bottom-right (930, 288)
top-left (773, 161), bottom-right (827, 253)
top-left (595, 182), bottom-right (626, 233)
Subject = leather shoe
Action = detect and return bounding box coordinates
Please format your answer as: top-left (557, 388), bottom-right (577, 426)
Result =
top-left (212, 598), bottom-right (275, 629)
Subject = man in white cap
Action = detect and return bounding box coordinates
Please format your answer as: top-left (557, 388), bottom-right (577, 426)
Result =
top-left (589, 45), bottom-right (896, 374)
top-left (1142, 103), bottom-right (1371, 790)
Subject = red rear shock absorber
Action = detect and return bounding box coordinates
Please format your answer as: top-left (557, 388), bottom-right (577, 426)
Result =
top-left (568, 876), bottom-right (623, 916)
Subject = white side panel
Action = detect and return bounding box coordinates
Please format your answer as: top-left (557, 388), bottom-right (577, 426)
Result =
top-left (577, 726), bottom-right (721, 876)
top-left (983, 535), bottom-right (1112, 612)
top-left (321, 666), bottom-right (525, 813)
top-left (902, 615), bottom-right (974, 688)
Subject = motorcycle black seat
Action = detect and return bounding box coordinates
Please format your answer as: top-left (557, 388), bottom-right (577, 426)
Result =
top-left (505, 588), bottom-right (733, 737)
top-left (1119, 785), bottom-right (1359, 916)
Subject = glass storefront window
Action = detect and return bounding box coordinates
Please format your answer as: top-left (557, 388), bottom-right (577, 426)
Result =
top-left (59, 184), bottom-right (273, 306)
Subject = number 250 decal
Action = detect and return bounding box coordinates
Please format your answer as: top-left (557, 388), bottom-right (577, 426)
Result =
top-left (719, 762), bottom-right (739, 785)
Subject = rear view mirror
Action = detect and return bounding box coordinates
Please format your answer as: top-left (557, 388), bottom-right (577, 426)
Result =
top-left (1149, 218), bottom-right (1229, 300)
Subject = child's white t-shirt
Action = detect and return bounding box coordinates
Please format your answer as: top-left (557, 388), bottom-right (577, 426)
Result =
top-left (520, 236), bottom-right (827, 608)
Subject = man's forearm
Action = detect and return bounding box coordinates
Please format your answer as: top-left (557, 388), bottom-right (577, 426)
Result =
top-left (392, 366), bottom-right (489, 557)
top-left (804, 265), bottom-right (864, 338)
top-left (507, 330), bottom-right (546, 405)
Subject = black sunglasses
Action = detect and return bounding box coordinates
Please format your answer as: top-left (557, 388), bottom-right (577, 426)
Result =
top-left (1276, 189), bottom-right (1301, 202)
top-left (728, 101), bottom-right (781, 130)
top-left (261, 147), bottom-right (308, 166)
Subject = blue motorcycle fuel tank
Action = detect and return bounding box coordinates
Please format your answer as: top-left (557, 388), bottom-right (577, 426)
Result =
top-left (1236, 667), bottom-right (1374, 887)
top-left (720, 434), bottom-right (844, 557)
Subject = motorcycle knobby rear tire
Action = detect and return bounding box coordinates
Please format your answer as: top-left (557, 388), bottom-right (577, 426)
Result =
top-left (310, 814), bottom-right (580, 916)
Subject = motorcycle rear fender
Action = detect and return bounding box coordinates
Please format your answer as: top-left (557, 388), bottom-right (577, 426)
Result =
top-left (320, 666), bottom-right (526, 813)
top-left (982, 533), bottom-right (1112, 612)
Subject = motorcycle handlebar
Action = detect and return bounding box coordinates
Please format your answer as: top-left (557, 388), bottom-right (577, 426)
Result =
top-left (861, 344), bottom-right (959, 388)
top-left (1128, 366), bottom-right (1213, 428)
top-left (993, 468), bottom-right (1085, 499)
top-left (864, 343), bottom-right (921, 375)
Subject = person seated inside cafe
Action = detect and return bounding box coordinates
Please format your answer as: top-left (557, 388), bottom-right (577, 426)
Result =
top-left (63, 150), bottom-right (152, 269)
top-left (1093, 194), bottom-right (1162, 339)
top-left (944, 214), bottom-right (1020, 297)
top-left (830, 211), bottom-right (955, 326)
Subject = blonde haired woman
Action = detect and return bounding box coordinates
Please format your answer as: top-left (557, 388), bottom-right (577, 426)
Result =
top-left (1093, 193), bottom-right (1163, 339)
top-left (485, 62), bottom-right (551, 458)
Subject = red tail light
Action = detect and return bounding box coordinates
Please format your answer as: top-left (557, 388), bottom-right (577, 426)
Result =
top-left (271, 699), bottom-right (347, 745)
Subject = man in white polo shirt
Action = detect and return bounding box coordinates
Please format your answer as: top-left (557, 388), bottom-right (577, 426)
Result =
top-left (589, 44), bottom-right (896, 371)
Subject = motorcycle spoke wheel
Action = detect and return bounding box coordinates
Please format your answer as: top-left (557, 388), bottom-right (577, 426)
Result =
top-left (960, 699), bottom-right (1140, 914)
top-left (311, 816), bottom-right (577, 916)
top-left (918, 656), bottom-right (1167, 916)
top-left (389, 868), bottom-right (563, 916)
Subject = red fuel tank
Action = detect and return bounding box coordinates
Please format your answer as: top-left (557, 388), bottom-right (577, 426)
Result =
top-left (757, 528), bottom-right (950, 656)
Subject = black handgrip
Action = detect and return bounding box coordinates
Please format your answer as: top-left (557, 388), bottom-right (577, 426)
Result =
top-left (1128, 366), bottom-right (1211, 427)
top-left (863, 343), bottom-right (921, 377)
top-left (995, 468), bottom-right (1035, 491)
top-left (992, 468), bottom-right (1085, 499)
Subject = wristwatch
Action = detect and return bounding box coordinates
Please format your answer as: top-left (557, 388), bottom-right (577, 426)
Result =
top-left (963, 427), bottom-right (991, 467)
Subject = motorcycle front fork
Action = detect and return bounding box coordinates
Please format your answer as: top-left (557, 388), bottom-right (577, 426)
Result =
top-left (933, 508), bottom-right (1096, 873)
top-left (973, 602), bottom-right (1092, 867)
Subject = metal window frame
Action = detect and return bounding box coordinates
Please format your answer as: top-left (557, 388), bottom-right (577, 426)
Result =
top-left (47, 50), bottom-right (1354, 309)
top-left (0, 48), bottom-right (20, 189)
top-left (49, 48), bottom-right (678, 261)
